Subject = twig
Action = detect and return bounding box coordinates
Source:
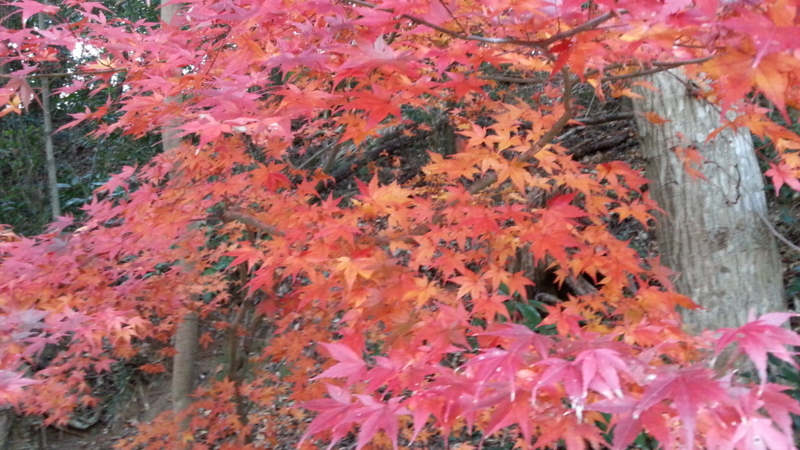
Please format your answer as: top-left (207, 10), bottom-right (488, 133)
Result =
top-left (401, 11), bottom-right (617, 49)
top-left (555, 126), bottom-right (583, 143)
top-left (756, 208), bottom-right (800, 254)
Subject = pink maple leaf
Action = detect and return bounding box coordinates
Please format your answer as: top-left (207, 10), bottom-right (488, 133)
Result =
top-left (634, 368), bottom-right (728, 450)
top-left (0, 370), bottom-right (37, 407)
top-left (351, 395), bottom-right (410, 450)
top-left (730, 417), bottom-right (792, 450)
top-left (12, 0), bottom-right (60, 26)
top-left (313, 342), bottom-right (367, 386)
top-left (97, 165), bottom-right (136, 195)
top-left (765, 163), bottom-right (800, 195)
top-left (299, 383), bottom-right (357, 450)
top-left (715, 312), bottom-right (800, 384)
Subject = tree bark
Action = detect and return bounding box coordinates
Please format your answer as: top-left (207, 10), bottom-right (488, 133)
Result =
top-left (632, 70), bottom-right (785, 333)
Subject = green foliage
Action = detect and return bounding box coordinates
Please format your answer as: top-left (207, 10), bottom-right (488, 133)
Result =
top-left (500, 283), bottom-right (556, 334)
top-left (0, 111), bottom-right (160, 235)
top-left (0, 115), bottom-right (50, 234)
top-left (0, 0), bottom-right (160, 235)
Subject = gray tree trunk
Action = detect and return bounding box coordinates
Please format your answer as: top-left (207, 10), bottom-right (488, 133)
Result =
top-left (159, 1), bottom-right (199, 430)
top-left (632, 69), bottom-right (785, 333)
top-left (38, 9), bottom-right (60, 218)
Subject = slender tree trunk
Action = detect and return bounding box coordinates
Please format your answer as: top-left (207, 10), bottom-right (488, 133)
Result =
top-left (160, 1), bottom-right (182, 154)
top-left (38, 10), bottom-right (60, 218)
top-left (633, 69), bottom-right (785, 333)
top-left (0, 5), bottom-right (16, 447)
top-left (171, 312), bottom-right (198, 415)
top-left (0, 409), bottom-right (10, 450)
top-left (160, 1), bottom-right (199, 431)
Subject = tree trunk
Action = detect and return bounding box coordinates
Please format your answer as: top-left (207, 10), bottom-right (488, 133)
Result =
top-left (160, 1), bottom-right (199, 431)
top-left (632, 69), bottom-right (785, 333)
top-left (38, 9), bottom-right (60, 218)
top-left (171, 312), bottom-right (198, 417)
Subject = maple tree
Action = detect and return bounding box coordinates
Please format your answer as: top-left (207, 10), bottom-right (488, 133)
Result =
top-left (2, 0), bottom-right (800, 449)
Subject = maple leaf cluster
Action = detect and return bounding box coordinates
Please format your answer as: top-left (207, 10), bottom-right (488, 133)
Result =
top-left (1, 0), bottom-right (800, 449)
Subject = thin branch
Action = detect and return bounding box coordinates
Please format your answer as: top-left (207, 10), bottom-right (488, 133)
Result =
top-left (220, 209), bottom-right (284, 236)
top-left (342, 0), bottom-right (620, 50)
top-left (343, 0), bottom-right (391, 11)
top-left (479, 74), bottom-right (550, 84)
top-left (436, 0), bottom-right (467, 34)
top-left (399, 14), bottom-right (616, 49)
top-left (569, 131), bottom-right (633, 159)
top-left (573, 112), bottom-right (634, 125)
top-left (0, 68), bottom-right (124, 79)
top-left (322, 142), bottom-right (343, 173)
top-left (517, 73), bottom-right (575, 164)
top-left (481, 56), bottom-right (715, 85)
top-left (536, 11), bottom-right (621, 47)
top-left (468, 67), bottom-right (575, 194)
top-left (756, 208), bottom-right (800, 254)
top-left (601, 56), bottom-right (713, 82)
top-left (651, 57), bottom-right (713, 67)
top-left (296, 143), bottom-right (335, 170)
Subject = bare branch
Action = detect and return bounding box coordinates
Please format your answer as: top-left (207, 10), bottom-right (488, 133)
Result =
top-left (601, 56), bottom-right (713, 82)
top-left (0, 69), bottom-right (124, 79)
top-left (651, 57), bottom-right (713, 67)
top-left (479, 74), bottom-right (550, 84)
top-left (536, 11), bottom-right (620, 47)
top-left (569, 130), bottom-right (633, 159)
top-left (756, 209), bottom-right (800, 254)
top-left (480, 56), bottom-right (714, 85)
top-left (220, 209), bottom-right (284, 236)
top-left (342, 0), bottom-right (620, 50)
top-left (574, 112), bottom-right (634, 125)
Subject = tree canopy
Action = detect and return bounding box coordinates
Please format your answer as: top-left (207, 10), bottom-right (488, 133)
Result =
top-left (2, 0), bottom-right (800, 449)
